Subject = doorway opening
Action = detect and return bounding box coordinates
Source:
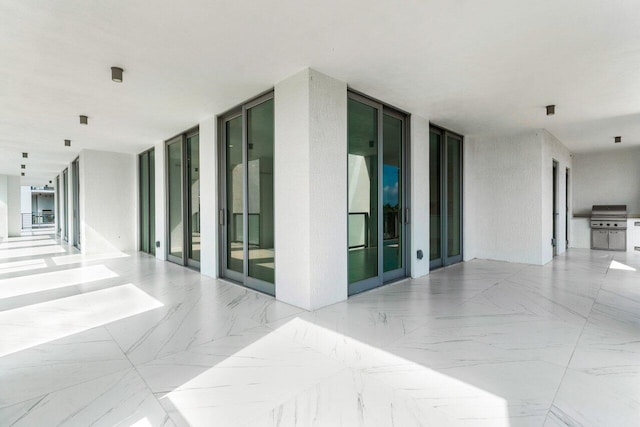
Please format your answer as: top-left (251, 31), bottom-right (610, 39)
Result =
top-left (552, 160), bottom-right (559, 256)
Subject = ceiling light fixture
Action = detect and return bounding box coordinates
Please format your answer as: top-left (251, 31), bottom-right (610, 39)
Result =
top-left (111, 66), bottom-right (123, 83)
top-left (65, 139), bottom-right (71, 147)
top-left (21, 164), bottom-right (25, 169)
top-left (22, 152), bottom-right (28, 158)
top-left (615, 136), bottom-right (622, 143)
top-left (546, 105), bottom-right (555, 116)
top-left (21, 172), bottom-right (24, 176)
top-left (79, 115), bottom-right (88, 125)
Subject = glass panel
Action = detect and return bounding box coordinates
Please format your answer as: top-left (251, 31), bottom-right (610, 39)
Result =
top-left (140, 153), bottom-right (150, 253)
top-left (167, 140), bottom-right (183, 259)
top-left (63, 170), bottom-right (68, 241)
top-left (429, 131), bottom-right (442, 261)
top-left (247, 99), bottom-right (275, 283)
top-left (188, 134), bottom-right (200, 261)
top-left (383, 114), bottom-right (402, 272)
top-left (149, 149), bottom-right (156, 255)
top-left (226, 116), bottom-right (243, 273)
top-left (348, 98), bottom-right (378, 283)
top-left (447, 135), bottom-right (462, 257)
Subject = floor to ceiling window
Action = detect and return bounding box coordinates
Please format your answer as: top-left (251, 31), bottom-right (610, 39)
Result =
top-left (429, 125), bottom-right (463, 269)
top-left (55, 175), bottom-right (60, 237)
top-left (62, 168), bottom-right (68, 242)
top-left (139, 148), bottom-right (155, 255)
top-left (348, 92), bottom-right (407, 295)
top-left (71, 157), bottom-right (80, 249)
top-left (166, 128), bottom-right (200, 268)
top-left (219, 92), bottom-right (275, 295)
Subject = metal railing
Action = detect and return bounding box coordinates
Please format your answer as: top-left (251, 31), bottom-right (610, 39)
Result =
top-left (22, 213), bottom-right (55, 229)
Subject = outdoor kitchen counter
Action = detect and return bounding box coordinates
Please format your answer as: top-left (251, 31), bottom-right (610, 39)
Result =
top-left (569, 216), bottom-right (640, 252)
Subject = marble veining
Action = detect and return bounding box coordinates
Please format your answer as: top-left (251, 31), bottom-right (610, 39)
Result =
top-left (1, 231), bottom-right (640, 426)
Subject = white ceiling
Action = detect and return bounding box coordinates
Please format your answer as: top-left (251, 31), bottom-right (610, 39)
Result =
top-left (2, 0), bottom-right (640, 185)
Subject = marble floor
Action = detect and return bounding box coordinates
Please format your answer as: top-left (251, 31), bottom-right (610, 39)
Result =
top-left (1, 232), bottom-right (639, 426)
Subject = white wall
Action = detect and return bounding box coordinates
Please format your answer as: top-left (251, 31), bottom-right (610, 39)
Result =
top-left (7, 176), bottom-right (21, 236)
top-left (0, 175), bottom-right (7, 239)
top-left (154, 141), bottom-right (167, 260)
top-left (20, 186), bottom-right (31, 213)
top-left (541, 130), bottom-right (572, 262)
top-left (80, 150), bottom-right (136, 253)
top-left (199, 116), bottom-right (218, 277)
top-left (572, 147), bottom-right (640, 217)
top-left (465, 130), bottom-right (544, 264)
top-left (410, 115), bottom-right (430, 278)
top-left (0, 175), bottom-right (21, 238)
top-left (465, 129), bottom-right (572, 265)
top-left (274, 68), bottom-right (348, 310)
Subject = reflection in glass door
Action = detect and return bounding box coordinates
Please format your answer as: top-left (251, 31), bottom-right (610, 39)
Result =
top-left (139, 148), bottom-right (155, 255)
top-left (430, 126), bottom-right (463, 269)
top-left (55, 175), bottom-right (61, 237)
top-left (348, 92), bottom-right (407, 295)
top-left (72, 157), bottom-right (80, 249)
top-left (166, 129), bottom-right (200, 268)
top-left (220, 93), bottom-right (275, 295)
top-left (62, 168), bottom-right (68, 242)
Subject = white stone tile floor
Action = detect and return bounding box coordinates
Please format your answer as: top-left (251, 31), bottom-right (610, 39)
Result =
top-left (1, 231), bottom-right (639, 426)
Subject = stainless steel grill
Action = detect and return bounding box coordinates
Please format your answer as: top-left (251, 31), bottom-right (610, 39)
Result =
top-left (591, 205), bottom-right (627, 250)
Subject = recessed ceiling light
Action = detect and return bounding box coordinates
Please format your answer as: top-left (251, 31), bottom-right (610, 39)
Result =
top-left (20, 164), bottom-right (25, 169)
top-left (22, 152), bottom-right (28, 158)
top-left (49, 180), bottom-right (52, 184)
top-left (111, 66), bottom-right (123, 83)
top-left (546, 105), bottom-right (556, 116)
top-left (65, 139), bottom-right (71, 147)
top-left (615, 136), bottom-right (622, 143)
top-left (21, 172), bottom-right (24, 176)
top-left (80, 115), bottom-right (88, 125)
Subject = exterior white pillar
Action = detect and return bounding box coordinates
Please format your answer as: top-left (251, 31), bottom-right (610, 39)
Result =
top-left (410, 116), bottom-right (431, 278)
top-left (154, 140), bottom-right (167, 260)
top-left (274, 68), bottom-right (348, 310)
top-left (199, 116), bottom-right (218, 278)
top-left (7, 176), bottom-right (21, 237)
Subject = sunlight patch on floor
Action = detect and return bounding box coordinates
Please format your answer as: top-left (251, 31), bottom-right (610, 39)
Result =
top-left (0, 264), bottom-right (119, 299)
top-left (609, 260), bottom-right (636, 271)
top-left (0, 284), bottom-right (163, 358)
top-left (52, 252), bottom-right (130, 266)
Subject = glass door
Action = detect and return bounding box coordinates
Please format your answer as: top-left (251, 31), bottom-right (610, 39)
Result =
top-left (430, 126), bottom-right (463, 269)
top-left (167, 136), bottom-right (184, 264)
top-left (62, 168), bottom-right (68, 242)
top-left (55, 175), bottom-right (60, 237)
top-left (348, 92), bottom-right (407, 295)
top-left (166, 129), bottom-right (200, 267)
top-left (72, 157), bottom-right (80, 249)
top-left (220, 93), bottom-right (275, 295)
top-left (139, 148), bottom-right (155, 255)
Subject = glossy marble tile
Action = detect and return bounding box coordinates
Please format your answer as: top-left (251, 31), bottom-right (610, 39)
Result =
top-left (1, 233), bottom-right (639, 426)
top-left (0, 368), bottom-right (174, 427)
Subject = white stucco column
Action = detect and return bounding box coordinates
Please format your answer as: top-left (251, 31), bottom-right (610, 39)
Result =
top-left (274, 68), bottom-right (348, 310)
top-left (199, 116), bottom-right (218, 278)
top-left (410, 116), bottom-right (430, 278)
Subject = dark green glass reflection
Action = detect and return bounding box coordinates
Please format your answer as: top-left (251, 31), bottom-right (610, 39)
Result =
top-left (383, 114), bottom-right (402, 272)
top-left (226, 117), bottom-right (243, 274)
top-left (447, 135), bottom-right (462, 257)
top-left (168, 139), bottom-right (183, 259)
top-left (140, 153), bottom-right (149, 253)
top-left (247, 99), bottom-right (274, 283)
top-left (348, 98), bottom-right (378, 283)
top-left (188, 134), bottom-right (200, 262)
top-left (429, 131), bottom-right (442, 261)
top-left (149, 149), bottom-right (155, 255)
